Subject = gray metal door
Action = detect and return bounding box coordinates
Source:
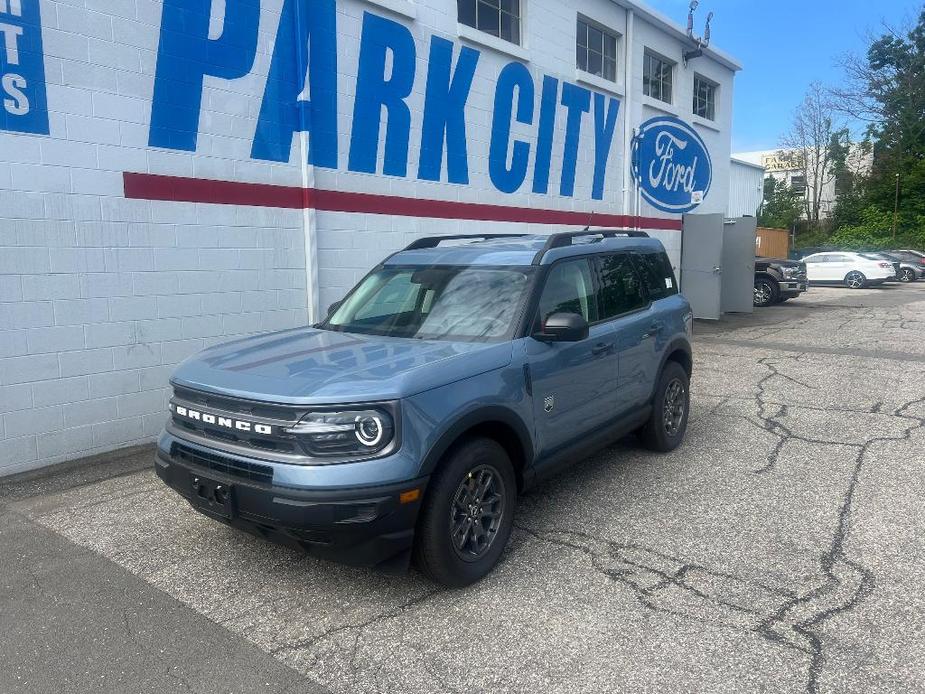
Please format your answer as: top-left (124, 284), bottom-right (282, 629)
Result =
top-left (721, 217), bottom-right (757, 314)
top-left (680, 213), bottom-right (724, 320)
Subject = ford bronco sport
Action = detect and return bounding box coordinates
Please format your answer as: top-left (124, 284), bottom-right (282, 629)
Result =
top-left (156, 231), bottom-right (694, 586)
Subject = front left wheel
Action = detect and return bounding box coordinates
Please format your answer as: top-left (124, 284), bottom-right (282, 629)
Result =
top-left (414, 438), bottom-right (516, 587)
top-left (899, 268), bottom-right (916, 282)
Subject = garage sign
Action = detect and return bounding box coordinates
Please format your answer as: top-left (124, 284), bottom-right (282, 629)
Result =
top-left (632, 116), bottom-right (711, 213)
top-left (148, 0), bottom-right (622, 202)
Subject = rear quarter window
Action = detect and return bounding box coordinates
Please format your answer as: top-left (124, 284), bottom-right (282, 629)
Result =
top-left (633, 252), bottom-right (678, 302)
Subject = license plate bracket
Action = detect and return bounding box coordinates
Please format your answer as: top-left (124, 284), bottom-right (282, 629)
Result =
top-left (190, 474), bottom-right (235, 519)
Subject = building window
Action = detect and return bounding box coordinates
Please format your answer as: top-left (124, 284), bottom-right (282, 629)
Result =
top-left (643, 50), bottom-right (673, 104)
top-left (458, 0), bottom-right (521, 45)
top-left (577, 17), bottom-right (618, 82)
top-left (693, 74), bottom-right (716, 120)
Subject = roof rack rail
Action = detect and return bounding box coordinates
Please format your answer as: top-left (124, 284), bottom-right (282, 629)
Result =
top-left (403, 234), bottom-right (529, 251)
top-left (532, 229), bottom-right (650, 265)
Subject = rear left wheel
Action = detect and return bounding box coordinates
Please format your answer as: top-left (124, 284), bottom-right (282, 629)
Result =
top-left (845, 271), bottom-right (867, 289)
top-left (639, 361), bottom-right (690, 453)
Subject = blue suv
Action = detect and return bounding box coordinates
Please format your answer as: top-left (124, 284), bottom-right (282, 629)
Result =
top-left (156, 231), bottom-right (693, 586)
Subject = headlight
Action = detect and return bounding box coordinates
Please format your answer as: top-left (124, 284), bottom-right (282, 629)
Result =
top-left (782, 266), bottom-right (800, 278)
top-left (284, 407), bottom-right (396, 458)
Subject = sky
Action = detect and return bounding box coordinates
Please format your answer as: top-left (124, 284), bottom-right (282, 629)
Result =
top-left (643, 0), bottom-right (922, 153)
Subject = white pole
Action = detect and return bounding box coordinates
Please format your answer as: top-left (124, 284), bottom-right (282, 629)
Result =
top-left (621, 9), bottom-right (635, 221)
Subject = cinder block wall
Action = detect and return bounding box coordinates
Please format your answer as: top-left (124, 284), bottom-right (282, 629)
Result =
top-left (1, 0), bottom-right (307, 474)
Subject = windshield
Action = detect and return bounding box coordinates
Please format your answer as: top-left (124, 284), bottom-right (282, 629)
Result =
top-left (321, 265), bottom-right (533, 341)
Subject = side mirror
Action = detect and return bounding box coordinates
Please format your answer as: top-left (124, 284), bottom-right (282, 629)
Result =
top-left (327, 300), bottom-right (342, 317)
top-left (534, 312), bottom-right (589, 343)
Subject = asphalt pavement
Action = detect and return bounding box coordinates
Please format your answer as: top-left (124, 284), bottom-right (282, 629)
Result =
top-left (2, 282), bottom-right (924, 694)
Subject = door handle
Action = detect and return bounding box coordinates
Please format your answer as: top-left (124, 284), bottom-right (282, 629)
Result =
top-left (591, 342), bottom-right (614, 356)
top-left (712, 266), bottom-right (722, 274)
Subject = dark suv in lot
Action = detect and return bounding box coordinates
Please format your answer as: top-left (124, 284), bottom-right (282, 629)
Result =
top-left (754, 257), bottom-right (809, 307)
top-left (155, 231), bottom-right (694, 586)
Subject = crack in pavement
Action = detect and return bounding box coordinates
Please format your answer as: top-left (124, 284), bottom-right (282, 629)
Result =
top-left (756, 393), bottom-right (925, 694)
top-left (268, 588), bottom-right (442, 661)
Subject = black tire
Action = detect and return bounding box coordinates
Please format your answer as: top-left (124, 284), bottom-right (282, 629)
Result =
top-left (899, 268), bottom-right (916, 283)
top-left (413, 437), bottom-right (516, 587)
top-left (753, 278), bottom-right (779, 307)
top-left (844, 271), bottom-right (867, 289)
top-left (639, 361), bottom-right (690, 452)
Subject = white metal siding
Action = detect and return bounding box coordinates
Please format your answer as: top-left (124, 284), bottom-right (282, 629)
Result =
top-left (727, 159), bottom-right (764, 218)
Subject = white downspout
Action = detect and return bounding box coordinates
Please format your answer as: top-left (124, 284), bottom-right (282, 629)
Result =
top-left (294, 0), bottom-right (319, 324)
top-left (621, 8), bottom-right (635, 224)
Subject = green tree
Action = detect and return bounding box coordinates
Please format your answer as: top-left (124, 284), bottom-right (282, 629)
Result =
top-left (831, 9), bottom-right (925, 241)
top-left (758, 177), bottom-right (803, 229)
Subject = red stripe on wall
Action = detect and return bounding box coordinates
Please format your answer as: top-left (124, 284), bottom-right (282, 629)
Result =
top-left (123, 172), bottom-right (683, 231)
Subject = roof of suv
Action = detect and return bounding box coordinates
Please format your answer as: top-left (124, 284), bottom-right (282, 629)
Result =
top-left (385, 233), bottom-right (668, 267)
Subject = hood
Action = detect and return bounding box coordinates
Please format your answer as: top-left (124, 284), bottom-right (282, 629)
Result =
top-left (757, 257), bottom-right (803, 268)
top-left (170, 327), bottom-right (513, 405)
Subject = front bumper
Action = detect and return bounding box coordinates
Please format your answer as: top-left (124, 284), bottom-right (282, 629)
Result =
top-left (155, 440), bottom-right (428, 570)
top-left (779, 280), bottom-right (808, 297)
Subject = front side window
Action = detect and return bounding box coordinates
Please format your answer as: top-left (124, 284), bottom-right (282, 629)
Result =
top-left (596, 254), bottom-right (647, 319)
top-left (643, 50), bottom-right (673, 103)
top-left (693, 74), bottom-right (716, 120)
top-left (632, 252), bottom-right (678, 302)
top-left (577, 17), bottom-right (618, 82)
top-left (536, 259), bottom-right (598, 328)
top-left (325, 266), bottom-right (531, 341)
top-left (458, 0), bottom-right (521, 45)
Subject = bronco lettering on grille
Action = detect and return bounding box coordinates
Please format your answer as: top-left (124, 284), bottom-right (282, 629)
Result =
top-left (170, 403), bottom-right (273, 436)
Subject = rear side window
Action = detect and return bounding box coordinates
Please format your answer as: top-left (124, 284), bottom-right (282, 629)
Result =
top-left (596, 253), bottom-right (647, 319)
top-left (633, 252), bottom-right (678, 301)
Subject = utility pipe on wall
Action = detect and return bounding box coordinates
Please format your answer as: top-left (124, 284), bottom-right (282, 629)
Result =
top-left (621, 8), bottom-right (634, 221)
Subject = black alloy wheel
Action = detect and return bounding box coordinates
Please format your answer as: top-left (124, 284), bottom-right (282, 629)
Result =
top-left (449, 465), bottom-right (506, 560)
top-left (663, 378), bottom-right (686, 437)
top-left (639, 361), bottom-right (690, 452)
top-left (414, 438), bottom-right (516, 587)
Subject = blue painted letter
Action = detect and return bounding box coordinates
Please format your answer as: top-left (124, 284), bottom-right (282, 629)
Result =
top-left (559, 83), bottom-right (591, 197)
top-left (591, 93), bottom-right (620, 200)
top-left (348, 13), bottom-right (416, 177)
top-left (531, 75), bottom-right (558, 195)
top-left (489, 63), bottom-right (534, 194)
top-left (252, 0), bottom-right (338, 166)
top-left (418, 37), bottom-right (479, 184)
top-left (0, 0), bottom-right (49, 135)
top-left (149, 0), bottom-right (259, 151)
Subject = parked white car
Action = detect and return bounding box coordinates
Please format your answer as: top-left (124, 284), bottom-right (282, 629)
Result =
top-left (801, 252), bottom-right (896, 289)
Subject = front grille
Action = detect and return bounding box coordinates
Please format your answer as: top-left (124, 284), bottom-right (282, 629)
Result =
top-left (172, 443), bottom-right (274, 484)
top-left (170, 386), bottom-right (306, 457)
top-left (172, 386), bottom-right (301, 423)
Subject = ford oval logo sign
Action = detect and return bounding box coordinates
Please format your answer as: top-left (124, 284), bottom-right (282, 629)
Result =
top-left (632, 116), bottom-right (712, 214)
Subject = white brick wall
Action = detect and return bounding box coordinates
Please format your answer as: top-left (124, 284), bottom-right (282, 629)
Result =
top-left (1, 0), bottom-right (736, 474)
